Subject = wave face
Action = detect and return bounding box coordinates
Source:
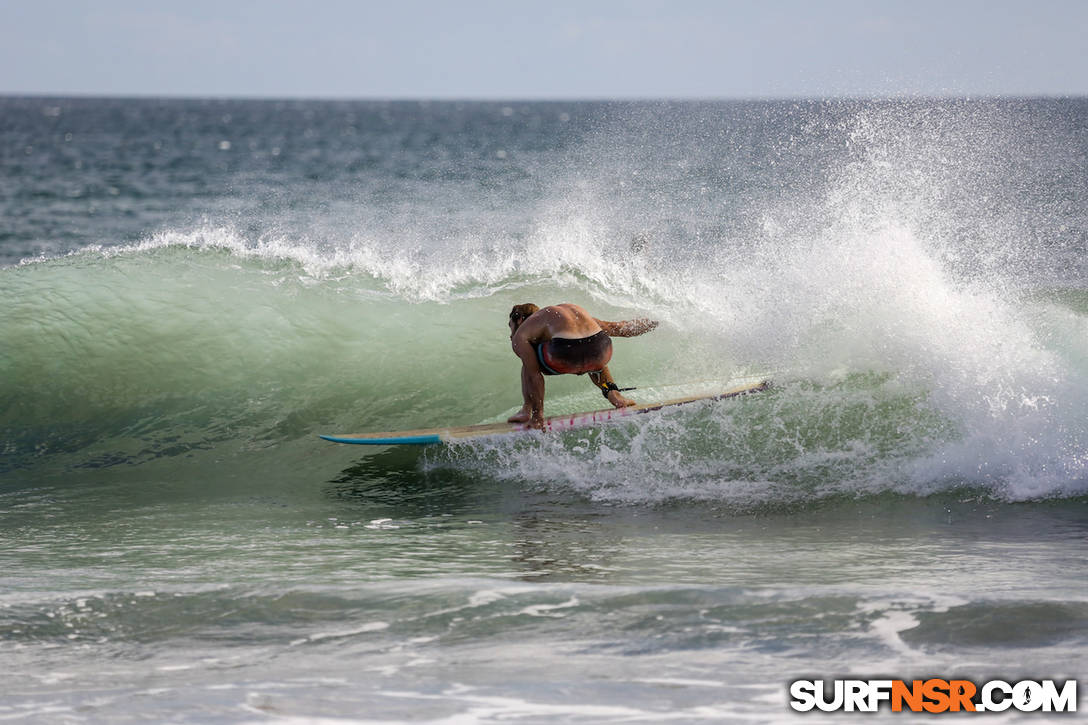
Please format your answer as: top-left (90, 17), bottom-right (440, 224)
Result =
top-left (3, 98), bottom-right (1088, 503)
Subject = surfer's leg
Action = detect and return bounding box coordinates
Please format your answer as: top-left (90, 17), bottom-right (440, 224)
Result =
top-left (589, 367), bottom-right (635, 408)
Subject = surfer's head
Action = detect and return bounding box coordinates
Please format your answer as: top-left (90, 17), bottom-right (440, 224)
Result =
top-left (508, 303), bottom-right (539, 332)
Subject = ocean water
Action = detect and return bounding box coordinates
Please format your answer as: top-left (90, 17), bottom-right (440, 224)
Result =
top-left (2, 96), bottom-right (1087, 722)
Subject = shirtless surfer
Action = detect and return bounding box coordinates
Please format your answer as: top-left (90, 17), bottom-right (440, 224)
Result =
top-left (507, 303), bottom-right (658, 429)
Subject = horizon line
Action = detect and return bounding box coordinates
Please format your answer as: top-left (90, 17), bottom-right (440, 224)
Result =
top-left (3, 90), bottom-right (1087, 104)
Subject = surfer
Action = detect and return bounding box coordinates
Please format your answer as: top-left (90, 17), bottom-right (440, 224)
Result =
top-left (507, 303), bottom-right (658, 429)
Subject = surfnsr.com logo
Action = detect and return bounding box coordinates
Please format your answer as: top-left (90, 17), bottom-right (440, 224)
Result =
top-left (789, 679), bottom-right (1078, 713)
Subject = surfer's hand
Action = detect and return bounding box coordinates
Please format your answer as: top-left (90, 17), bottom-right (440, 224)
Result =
top-left (508, 408), bottom-right (531, 424)
top-left (509, 406), bottom-right (545, 429)
top-left (629, 318), bottom-right (658, 335)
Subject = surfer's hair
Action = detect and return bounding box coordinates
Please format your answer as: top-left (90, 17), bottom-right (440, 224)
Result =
top-left (509, 303), bottom-right (539, 327)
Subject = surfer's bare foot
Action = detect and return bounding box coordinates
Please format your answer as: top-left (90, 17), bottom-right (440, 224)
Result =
top-left (606, 391), bottom-right (636, 408)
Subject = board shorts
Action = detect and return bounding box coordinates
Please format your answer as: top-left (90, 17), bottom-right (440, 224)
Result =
top-left (534, 330), bottom-right (613, 376)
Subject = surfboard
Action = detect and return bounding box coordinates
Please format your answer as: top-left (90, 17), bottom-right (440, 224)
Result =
top-left (319, 379), bottom-right (769, 446)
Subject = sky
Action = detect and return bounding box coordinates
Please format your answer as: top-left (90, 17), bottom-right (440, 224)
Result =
top-left (2, 0), bottom-right (1086, 99)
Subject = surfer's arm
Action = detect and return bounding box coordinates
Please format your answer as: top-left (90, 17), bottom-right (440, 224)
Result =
top-left (510, 332), bottom-right (546, 428)
top-left (594, 318), bottom-right (658, 337)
